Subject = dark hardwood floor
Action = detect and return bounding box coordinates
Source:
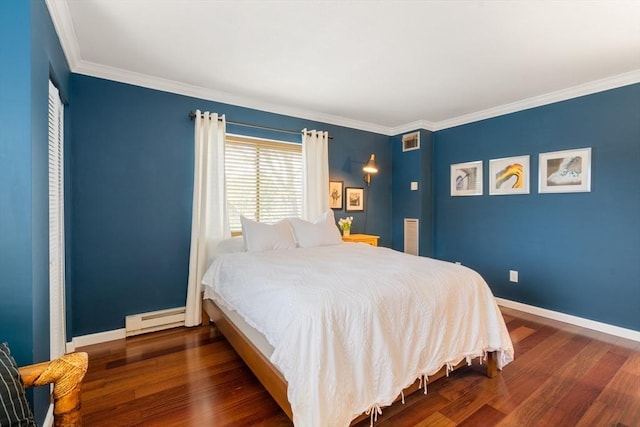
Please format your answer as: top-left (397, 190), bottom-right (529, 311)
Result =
top-left (78, 307), bottom-right (640, 426)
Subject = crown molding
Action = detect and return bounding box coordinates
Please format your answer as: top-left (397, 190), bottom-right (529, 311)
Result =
top-left (73, 60), bottom-right (393, 136)
top-left (47, 1), bottom-right (639, 137)
top-left (69, 61), bottom-right (640, 138)
top-left (45, 0), bottom-right (80, 70)
top-left (389, 120), bottom-right (437, 135)
top-left (434, 70), bottom-right (640, 131)
top-left (46, 0), bottom-right (392, 135)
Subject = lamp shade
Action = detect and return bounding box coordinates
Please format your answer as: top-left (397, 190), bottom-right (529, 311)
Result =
top-left (363, 154), bottom-right (378, 174)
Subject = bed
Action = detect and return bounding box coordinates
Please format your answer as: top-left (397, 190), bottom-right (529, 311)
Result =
top-left (200, 215), bottom-right (514, 427)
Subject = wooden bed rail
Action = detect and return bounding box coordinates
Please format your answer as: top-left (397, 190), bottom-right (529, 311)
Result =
top-left (18, 352), bottom-right (89, 427)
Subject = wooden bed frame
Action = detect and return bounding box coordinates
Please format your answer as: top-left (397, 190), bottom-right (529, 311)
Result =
top-left (202, 298), bottom-right (498, 424)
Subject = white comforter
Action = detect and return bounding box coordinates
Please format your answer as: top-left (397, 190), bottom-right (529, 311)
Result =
top-left (202, 243), bottom-right (514, 427)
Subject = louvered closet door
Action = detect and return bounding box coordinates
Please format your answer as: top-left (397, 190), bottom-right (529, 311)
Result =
top-left (48, 80), bottom-right (66, 358)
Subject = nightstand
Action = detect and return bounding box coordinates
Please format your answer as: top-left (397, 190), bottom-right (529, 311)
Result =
top-left (342, 234), bottom-right (379, 246)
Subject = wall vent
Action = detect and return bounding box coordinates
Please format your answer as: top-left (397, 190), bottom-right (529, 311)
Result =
top-left (125, 306), bottom-right (185, 337)
top-left (404, 218), bottom-right (419, 256)
top-left (402, 131), bottom-right (420, 152)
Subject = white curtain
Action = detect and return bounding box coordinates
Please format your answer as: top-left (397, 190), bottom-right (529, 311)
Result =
top-left (302, 129), bottom-right (329, 220)
top-left (185, 110), bottom-right (230, 326)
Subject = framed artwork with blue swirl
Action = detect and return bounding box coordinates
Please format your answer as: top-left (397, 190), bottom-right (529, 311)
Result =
top-left (451, 160), bottom-right (483, 196)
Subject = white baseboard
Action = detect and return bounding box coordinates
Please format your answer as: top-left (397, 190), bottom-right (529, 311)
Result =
top-left (496, 297), bottom-right (640, 342)
top-left (43, 404), bottom-right (54, 427)
top-left (70, 328), bottom-right (127, 349)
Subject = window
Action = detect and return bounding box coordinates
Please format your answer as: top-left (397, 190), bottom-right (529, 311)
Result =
top-left (225, 134), bottom-right (303, 232)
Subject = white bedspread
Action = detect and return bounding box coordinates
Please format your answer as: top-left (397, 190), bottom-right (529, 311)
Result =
top-left (202, 243), bottom-right (514, 427)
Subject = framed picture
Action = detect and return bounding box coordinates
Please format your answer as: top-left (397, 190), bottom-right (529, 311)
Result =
top-left (345, 187), bottom-right (364, 211)
top-left (489, 155), bottom-right (530, 195)
top-left (451, 161), bottom-right (483, 196)
top-left (329, 181), bottom-right (343, 209)
top-left (539, 147), bottom-right (591, 193)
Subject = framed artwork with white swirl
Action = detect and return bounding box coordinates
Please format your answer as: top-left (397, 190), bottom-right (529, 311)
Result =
top-left (539, 148), bottom-right (591, 193)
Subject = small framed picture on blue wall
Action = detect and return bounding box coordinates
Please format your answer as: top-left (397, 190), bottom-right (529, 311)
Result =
top-left (345, 187), bottom-right (364, 211)
top-left (451, 161), bottom-right (483, 196)
top-left (329, 181), bottom-right (343, 209)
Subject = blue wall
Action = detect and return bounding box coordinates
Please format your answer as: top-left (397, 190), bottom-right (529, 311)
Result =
top-left (391, 130), bottom-right (434, 257)
top-left (70, 75), bottom-right (392, 336)
top-left (434, 84), bottom-right (640, 330)
top-left (0, 0), bottom-right (35, 366)
top-left (72, 78), bottom-right (639, 336)
top-left (0, 0), bottom-right (70, 423)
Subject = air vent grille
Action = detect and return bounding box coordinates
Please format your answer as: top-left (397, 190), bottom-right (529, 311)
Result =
top-left (404, 218), bottom-right (419, 255)
top-left (402, 132), bottom-right (420, 152)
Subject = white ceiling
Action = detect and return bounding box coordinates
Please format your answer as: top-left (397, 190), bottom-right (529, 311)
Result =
top-left (47, 0), bottom-right (640, 135)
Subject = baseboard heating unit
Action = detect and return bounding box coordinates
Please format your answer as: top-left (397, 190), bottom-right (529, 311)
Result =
top-left (125, 306), bottom-right (186, 337)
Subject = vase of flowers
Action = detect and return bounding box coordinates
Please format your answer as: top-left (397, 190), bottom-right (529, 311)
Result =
top-left (338, 216), bottom-right (353, 236)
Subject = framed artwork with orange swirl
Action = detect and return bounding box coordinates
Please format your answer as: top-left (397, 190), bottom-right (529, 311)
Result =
top-left (489, 155), bottom-right (530, 195)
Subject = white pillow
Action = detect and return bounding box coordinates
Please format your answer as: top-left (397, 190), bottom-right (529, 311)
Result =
top-left (211, 236), bottom-right (246, 256)
top-left (240, 216), bottom-right (297, 252)
top-left (289, 211), bottom-right (343, 248)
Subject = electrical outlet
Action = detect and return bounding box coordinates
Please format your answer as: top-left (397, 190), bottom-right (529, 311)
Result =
top-left (410, 181), bottom-right (418, 191)
top-left (509, 270), bottom-right (518, 283)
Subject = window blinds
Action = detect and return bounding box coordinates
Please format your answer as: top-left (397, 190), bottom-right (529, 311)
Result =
top-left (48, 80), bottom-right (66, 358)
top-left (225, 135), bottom-right (303, 231)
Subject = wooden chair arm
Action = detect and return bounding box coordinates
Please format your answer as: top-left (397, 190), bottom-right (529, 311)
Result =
top-left (18, 352), bottom-right (88, 427)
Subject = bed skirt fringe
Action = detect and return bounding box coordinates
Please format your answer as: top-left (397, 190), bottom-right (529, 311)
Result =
top-left (365, 405), bottom-right (382, 427)
top-left (365, 349), bottom-right (504, 426)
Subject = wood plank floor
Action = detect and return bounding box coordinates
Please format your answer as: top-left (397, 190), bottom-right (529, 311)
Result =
top-left (78, 307), bottom-right (640, 426)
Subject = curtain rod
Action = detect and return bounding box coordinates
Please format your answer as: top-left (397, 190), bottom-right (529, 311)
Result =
top-left (188, 111), bottom-right (333, 139)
